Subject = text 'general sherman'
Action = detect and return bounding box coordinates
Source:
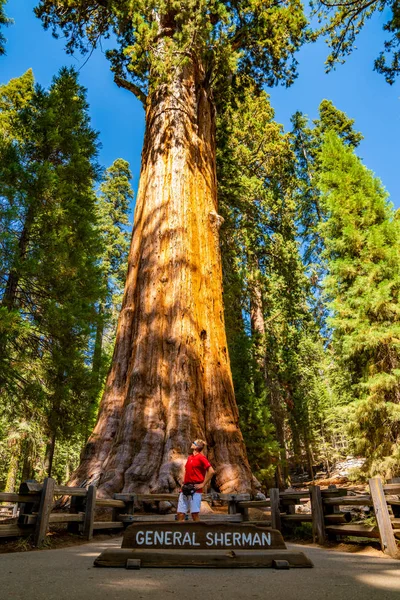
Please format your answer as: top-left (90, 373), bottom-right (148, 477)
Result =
top-left (135, 530), bottom-right (272, 547)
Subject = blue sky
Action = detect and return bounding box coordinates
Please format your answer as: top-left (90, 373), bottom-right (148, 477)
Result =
top-left (1, 1), bottom-right (399, 207)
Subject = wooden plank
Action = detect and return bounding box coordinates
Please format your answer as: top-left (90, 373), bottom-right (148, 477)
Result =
top-left (21, 513), bottom-right (85, 524)
top-left (324, 513), bottom-right (352, 524)
top-left (238, 500), bottom-right (270, 509)
top-left (136, 494), bottom-right (179, 502)
top-left (94, 548), bottom-right (313, 568)
top-left (218, 494), bottom-right (251, 502)
top-left (95, 498), bottom-right (125, 508)
top-left (114, 494), bottom-right (136, 502)
top-left (33, 477), bottom-right (55, 547)
top-left (325, 524), bottom-right (380, 539)
top-left (281, 514), bottom-right (312, 522)
top-left (0, 492), bottom-right (41, 503)
top-left (19, 481), bottom-right (43, 494)
top-left (269, 489), bottom-right (281, 532)
top-left (279, 492), bottom-right (310, 500)
top-left (83, 485), bottom-right (97, 540)
top-left (310, 485), bottom-right (325, 544)
top-left (92, 521), bottom-right (124, 530)
top-left (51, 513), bottom-right (84, 523)
top-left (369, 477), bottom-right (400, 558)
top-left (0, 524), bottom-right (34, 538)
top-left (390, 519), bottom-right (400, 529)
top-left (321, 489), bottom-right (348, 498)
top-left (323, 496), bottom-right (373, 506)
top-left (19, 481), bottom-right (87, 497)
top-left (383, 484), bottom-right (400, 495)
top-left (128, 514), bottom-right (243, 522)
top-left (53, 485), bottom-right (88, 497)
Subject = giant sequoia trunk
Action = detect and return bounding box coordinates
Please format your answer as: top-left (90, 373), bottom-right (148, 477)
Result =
top-left (71, 60), bottom-right (253, 496)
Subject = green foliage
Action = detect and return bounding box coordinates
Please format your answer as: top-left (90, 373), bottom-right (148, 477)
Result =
top-left (0, 68), bottom-right (105, 485)
top-left (217, 80), bottom-right (332, 486)
top-left (0, 0), bottom-right (11, 56)
top-left (318, 132), bottom-right (400, 478)
top-left (291, 100), bottom-right (362, 330)
top-left (89, 159), bottom-right (133, 426)
top-left (312, 0), bottom-right (400, 84)
top-left (35, 0), bottom-right (308, 103)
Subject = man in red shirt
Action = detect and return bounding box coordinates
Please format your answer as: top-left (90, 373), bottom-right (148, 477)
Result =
top-left (177, 439), bottom-right (215, 521)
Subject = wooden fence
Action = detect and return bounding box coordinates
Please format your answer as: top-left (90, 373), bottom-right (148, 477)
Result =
top-left (0, 477), bottom-right (399, 558)
top-left (229, 477), bottom-right (399, 559)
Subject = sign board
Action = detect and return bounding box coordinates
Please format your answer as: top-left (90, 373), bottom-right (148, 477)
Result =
top-left (94, 521), bottom-right (314, 569)
top-left (122, 522), bottom-right (286, 550)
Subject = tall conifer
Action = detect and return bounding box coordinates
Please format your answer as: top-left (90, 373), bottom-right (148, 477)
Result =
top-left (318, 132), bottom-right (400, 477)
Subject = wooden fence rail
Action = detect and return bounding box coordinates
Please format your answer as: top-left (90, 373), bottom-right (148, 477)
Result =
top-left (0, 477), bottom-right (399, 556)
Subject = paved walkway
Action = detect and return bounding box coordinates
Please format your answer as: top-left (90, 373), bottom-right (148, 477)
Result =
top-left (1, 538), bottom-right (400, 600)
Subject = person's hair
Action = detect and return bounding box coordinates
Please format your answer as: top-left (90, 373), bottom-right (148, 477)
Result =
top-left (193, 439), bottom-right (206, 451)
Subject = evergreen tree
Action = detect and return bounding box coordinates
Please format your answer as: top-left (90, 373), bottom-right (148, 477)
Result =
top-left (313, 0), bottom-right (400, 84)
top-left (89, 159), bottom-right (133, 432)
top-left (0, 68), bottom-right (103, 481)
top-left (291, 100), bottom-right (362, 330)
top-left (318, 132), bottom-right (400, 478)
top-left (217, 82), bottom-right (329, 486)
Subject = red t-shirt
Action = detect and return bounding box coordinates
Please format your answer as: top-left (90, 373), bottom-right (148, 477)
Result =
top-left (183, 453), bottom-right (212, 493)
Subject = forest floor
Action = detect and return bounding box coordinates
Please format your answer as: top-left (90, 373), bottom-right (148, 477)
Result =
top-left (1, 536), bottom-right (400, 600)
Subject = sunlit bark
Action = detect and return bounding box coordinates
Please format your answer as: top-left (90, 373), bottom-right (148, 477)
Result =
top-left (71, 60), bottom-right (253, 496)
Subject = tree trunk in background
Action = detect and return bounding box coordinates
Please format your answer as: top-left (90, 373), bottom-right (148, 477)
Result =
top-left (91, 304), bottom-right (104, 389)
top-left (70, 61), bottom-right (253, 496)
top-left (1, 204), bottom-right (34, 311)
top-left (5, 442), bottom-right (20, 492)
top-left (44, 432), bottom-right (56, 478)
top-left (250, 274), bottom-right (288, 489)
top-left (21, 440), bottom-right (34, 482)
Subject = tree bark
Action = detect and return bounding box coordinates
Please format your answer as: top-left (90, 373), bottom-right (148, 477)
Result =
top-left (70, 60), bottom-right (253, 496)
top-left (44, 432), bottom-right (56, 478)
top-left (1, 203), bottom-right (34, 311)
top-left (249, 272), bottom-right (288, 489)
top-left (5, 442), bottom-right (20, 492)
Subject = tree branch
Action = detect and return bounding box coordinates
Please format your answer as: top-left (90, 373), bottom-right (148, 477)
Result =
top-left (114, 75), bottom-right (147, 106)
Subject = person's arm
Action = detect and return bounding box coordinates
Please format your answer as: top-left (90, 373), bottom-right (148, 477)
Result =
top-left (194, 466), bottom-right (215, 490)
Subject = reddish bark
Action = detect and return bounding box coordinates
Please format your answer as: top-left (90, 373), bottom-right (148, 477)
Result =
top-left (70, 61), bottom-right (253, 496)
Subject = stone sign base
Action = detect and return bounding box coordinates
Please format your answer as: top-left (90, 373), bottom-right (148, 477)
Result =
top-left (94, 522), bottom-right (313, 569)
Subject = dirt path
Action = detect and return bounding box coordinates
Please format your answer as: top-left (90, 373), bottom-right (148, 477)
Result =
top-left (1, 538), bottom-right (400, 600)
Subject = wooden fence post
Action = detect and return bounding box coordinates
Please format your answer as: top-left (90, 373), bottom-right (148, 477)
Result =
top-left (310, 485), bottom-right (325, 545)
top-left (369, 477), bottom-right (399, 559)
top-left (68, 494), bottom-right (86, 534)
top-left (33, 477), bottom-right (55, 547)
top-left (83, 485), bottom-right (97, 540)
top-left (269, 488), bottom-right (281, 532)
top-left (228, 495), bottom-right (238, 515)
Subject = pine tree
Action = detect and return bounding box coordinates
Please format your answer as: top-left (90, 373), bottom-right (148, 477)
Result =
top-left (318, 132), bottom-right (400, 477)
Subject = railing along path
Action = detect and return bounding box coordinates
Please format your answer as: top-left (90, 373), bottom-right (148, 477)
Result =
top-left (0, 477), bottom-right (399, 557)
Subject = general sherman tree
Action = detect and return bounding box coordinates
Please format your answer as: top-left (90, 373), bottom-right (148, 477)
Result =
top-left (35, 0), bottom-right (307, 496)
